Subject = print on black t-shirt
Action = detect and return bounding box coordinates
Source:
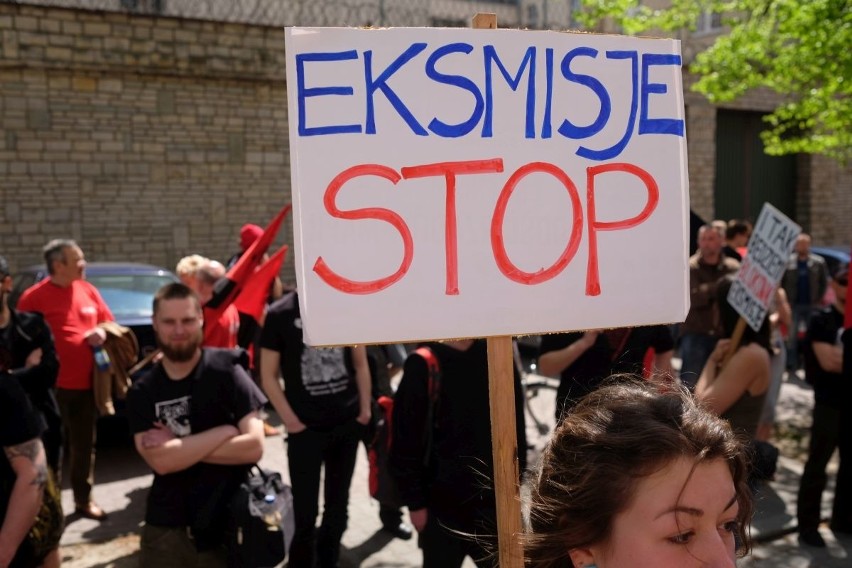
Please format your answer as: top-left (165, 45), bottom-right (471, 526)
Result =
top-left (301, 346), bottom-right (350, 396)
top-left (155, 396), bottom-right (192, 438)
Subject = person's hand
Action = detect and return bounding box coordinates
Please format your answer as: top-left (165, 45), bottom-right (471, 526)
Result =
top-left (409, 508), bottom-right (428, 533)
top-left (85, 327), bottom-right (107, 347)
top-left (141, 422), bottom-right (176, 449)
top-left (283, 417), bottom-right (307, 434)
top-left (356, 407), bottom-right (371, 426)
top-left (25, 348), bottom-right (42, 368)
top-left (709, 339), bottom-right (731, 365)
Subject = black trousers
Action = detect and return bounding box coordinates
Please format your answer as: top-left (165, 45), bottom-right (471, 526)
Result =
top-left (419, 508), bottom-right (496, 568)
top-left (287, 420), bottom-right (362, 568)
top-left (797, 402), bottom-right (852, 531)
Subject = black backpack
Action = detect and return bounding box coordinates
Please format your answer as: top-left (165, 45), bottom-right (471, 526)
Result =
top-left (368, 348), bottom-right (442, 501)
top-left (226, 466), bottom-right (294, 568)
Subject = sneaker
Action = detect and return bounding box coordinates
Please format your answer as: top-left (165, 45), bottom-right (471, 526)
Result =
top-left (799, 528), bottom-right (826, 548)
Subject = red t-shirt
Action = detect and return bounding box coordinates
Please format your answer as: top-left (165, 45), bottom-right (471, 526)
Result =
top-left (17, 279), bottom-right (114, 390)
top-left (202, 304), bottom-right (240, 349)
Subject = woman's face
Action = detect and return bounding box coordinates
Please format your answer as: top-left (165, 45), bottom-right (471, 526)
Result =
top-left (586, 458), bottom-right (739, 568)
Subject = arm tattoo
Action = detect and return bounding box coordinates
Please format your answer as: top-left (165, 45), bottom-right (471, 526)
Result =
top-left (4, 439), bottom-right (48, 489)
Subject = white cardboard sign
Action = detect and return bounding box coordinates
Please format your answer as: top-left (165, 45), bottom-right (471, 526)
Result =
top-left (728, 203), bottom-right (801, 331)
top-left (285, 27), bottom-right (690, 346)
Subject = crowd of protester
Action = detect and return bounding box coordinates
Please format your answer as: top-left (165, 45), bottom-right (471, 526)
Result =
top-left (0, 216), bottom-right (848, 567)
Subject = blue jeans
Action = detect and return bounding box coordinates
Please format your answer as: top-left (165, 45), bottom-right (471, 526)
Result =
top-left (787, 305), bottom-right (813, 370)
top-left (678, 333), bottom-right (718, 391)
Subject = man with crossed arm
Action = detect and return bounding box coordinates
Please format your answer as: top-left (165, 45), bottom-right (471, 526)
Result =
top-left (127, 283), bottom-right (266, 567)
top-left (0, 377), bottom-right (47, 568)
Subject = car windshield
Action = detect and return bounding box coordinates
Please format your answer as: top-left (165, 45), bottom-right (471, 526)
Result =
top-left (86, 273), bottom-right (177, 319)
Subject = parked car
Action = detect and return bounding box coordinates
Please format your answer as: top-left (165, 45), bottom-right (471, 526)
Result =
top-left (811, 245), bottom-right (851, 279)
top-left (10, 262), bottom-right (180, 375)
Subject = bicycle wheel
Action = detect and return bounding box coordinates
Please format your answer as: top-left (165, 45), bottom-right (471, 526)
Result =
top-left (522, 375), bottom-right (559, 438)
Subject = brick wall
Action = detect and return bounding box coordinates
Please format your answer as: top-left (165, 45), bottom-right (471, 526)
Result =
top-left (682, 71), bottom-right (852, 241)
top-left (1, 3), bottom-right (849, 287)
top-left (0, 3), bottom-right (295, 281)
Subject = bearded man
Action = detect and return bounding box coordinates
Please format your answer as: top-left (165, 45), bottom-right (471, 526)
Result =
top-left (126, 283), bottom-right (266, 568)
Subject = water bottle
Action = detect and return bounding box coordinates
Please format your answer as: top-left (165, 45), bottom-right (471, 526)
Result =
top-left (93, 346), bottom-right (111, 372)
top-left (260, 493), bottom-right (282, 527)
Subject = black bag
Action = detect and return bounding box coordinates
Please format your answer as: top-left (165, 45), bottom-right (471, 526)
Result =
top-left (749, 439), bottom-right (779, 481)
top-left (227, 466), bottom-right (294, 568)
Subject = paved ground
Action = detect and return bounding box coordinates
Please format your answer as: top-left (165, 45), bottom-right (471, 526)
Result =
top-left (58, 370), bottom-right (850, 567)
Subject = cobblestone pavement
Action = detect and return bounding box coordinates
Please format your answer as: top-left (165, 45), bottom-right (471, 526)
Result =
top-left (58, 371), bottom-right (850, 567)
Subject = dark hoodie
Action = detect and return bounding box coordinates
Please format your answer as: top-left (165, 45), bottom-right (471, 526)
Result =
top-left (389, 340), bottom-right (526, 527)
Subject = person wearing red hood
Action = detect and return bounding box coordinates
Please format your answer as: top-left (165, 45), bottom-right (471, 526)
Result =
top-left (227, 223), bottom-right (285, 304)
top-left (226, 224), bottom-right (285, 438)
top-left (227, 224), bottom-right (262, 268)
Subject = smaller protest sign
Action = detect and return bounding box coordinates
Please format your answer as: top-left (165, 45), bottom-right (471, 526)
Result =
top-left (728, 203), bottom-right (801, 331)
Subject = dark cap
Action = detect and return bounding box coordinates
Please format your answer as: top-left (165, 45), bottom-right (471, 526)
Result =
top-left (0, 256), bottom-right (9, 278)
top-left (832, 262), bottom-right (849, 282)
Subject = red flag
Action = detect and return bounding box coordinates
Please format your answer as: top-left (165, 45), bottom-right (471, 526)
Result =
top-left (206, 204), bottom-right (291, 312)
top-left (233, 245), bottom-right (288, 322)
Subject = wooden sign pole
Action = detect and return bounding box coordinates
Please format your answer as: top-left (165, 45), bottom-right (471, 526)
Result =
top-left (720, 317), bottom-right (747, 369)
top-left (473, 14), bottom-right (523, 568)
top-left (486, 335), bottom-right (524, 567)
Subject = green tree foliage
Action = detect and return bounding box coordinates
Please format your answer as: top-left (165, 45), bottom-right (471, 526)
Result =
top-left (578, 0), bottom-right (851, 160)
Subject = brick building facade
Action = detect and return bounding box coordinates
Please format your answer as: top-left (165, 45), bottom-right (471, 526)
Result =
top-left (1, 3), bottom-right (294, 280)
top-left (1, 2), bottom-right (849, 283)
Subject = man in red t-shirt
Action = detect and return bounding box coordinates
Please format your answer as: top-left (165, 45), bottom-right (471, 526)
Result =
top-left (17, 239), bottom-right (114, 521)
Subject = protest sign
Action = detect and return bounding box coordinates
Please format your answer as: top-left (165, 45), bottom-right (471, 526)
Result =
top-left (728, 203), bottom-right (801, 331)
top-left (285, 26), bottom-right (690, 346)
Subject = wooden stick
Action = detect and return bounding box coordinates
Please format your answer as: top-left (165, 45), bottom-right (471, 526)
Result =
top-left (473, 13), bottom-right (522, 566)
top-left (720, 318), bottom-right (747, 369)
top-left (472, 12), bottom-right (497, 29)
top-left (126, 348), bottom-right (160, 377)
top-left (487, 336), bottom-right (524, 568)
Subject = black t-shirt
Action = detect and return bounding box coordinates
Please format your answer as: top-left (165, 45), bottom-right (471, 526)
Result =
top-left (540, 325), bottom-right (674, 414)
top-left (259, 292), bottom-right (359, 429)
top-left (806, 305), bottom-right (846, 408)
top-left (126, 348), bottom-right (267, 537)
top-left (0, 377), bottom-right (45, 524)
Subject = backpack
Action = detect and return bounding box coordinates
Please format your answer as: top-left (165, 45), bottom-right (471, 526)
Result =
top-left (226, 466), bottom-right (294, 568)
top-left (368, 347), bottom-right (441, 502)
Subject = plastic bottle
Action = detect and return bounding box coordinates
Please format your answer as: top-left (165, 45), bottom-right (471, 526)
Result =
top-left (260, 494), bottom-right (282, 527)
top-left (93, 346), bottom-right (111, 372)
